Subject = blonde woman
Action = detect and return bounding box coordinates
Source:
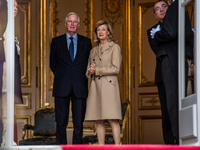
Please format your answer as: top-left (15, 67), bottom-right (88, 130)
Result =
top-left (85, 20), bottom-right (122, 144)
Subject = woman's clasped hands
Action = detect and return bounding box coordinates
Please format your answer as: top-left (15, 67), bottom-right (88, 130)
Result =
top-left (87, 63), bottom-right (96, 75)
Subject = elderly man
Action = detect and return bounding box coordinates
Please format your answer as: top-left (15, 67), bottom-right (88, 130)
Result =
top-left (50, 12), bottom-right (92, 144)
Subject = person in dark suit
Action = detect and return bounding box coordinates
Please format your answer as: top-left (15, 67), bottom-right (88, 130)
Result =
top-left (0, 0), bottom-right (7, 146)
top-left (14, 0), bottom-right (23, 143)
top-left (50, 12), bottom-right (92, 144)
top-left (147, 0), bottom-right (193, 144)
top-left (14, 0), bottom-right (23, 105)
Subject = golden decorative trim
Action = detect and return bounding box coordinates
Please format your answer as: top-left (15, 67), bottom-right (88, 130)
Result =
top-left (141, 75), bottom-right (155, 86)
top-left (138, 115), bottom-right (162, 144)
top-left (138, 3), bottom-right (156, 87)
top-left (83, 0), bottom-right (94, 44)
top-left (120, 102), bottom-right (130, 144)
top-left (125, 0), bottom-right (132, 144)
top-left (16, 115), bottom-right (31, 140)
top-left (39, 0), bottom-right (47, 107)
top-left (17, 1), bottom-right (31, 87)
top-left (49, 0), bottom-right (60, 92)
top-left (104, 0), bottom-right (121, 28)
top-left (53, 0), bottom-right (60, 37)
top-left (90, 0), bottom-right (94, 43)
top-left (16, 93), bottom-right (31, 110)
top-left (49, 0), bottom-right (53, 105)
top-left (138, 93), bottom-right (160, 110)
top-left (84, 0), bottom-right (90, 37)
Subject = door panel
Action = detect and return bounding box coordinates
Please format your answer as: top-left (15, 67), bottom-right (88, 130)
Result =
top-left (133, 0), bottom-right (164, 144)
top-left (14, 0), bottom-right (39, 143)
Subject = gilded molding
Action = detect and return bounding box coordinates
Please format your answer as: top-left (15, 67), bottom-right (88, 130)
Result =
top-left (124, 0), bottom-right (132, 144)
top-left (104, 0), bottom-right (121, 28)
top-left (84, 0), bottom-right (91, 37)
top-left (49, 0), bottom-right (54, 92)
top-left (83, 0), bottom-right (94, 42)
top-left (138, 3), bottom-right (155, 87)
top-left (53, 0), bottom-right (60, 37)
top-left (16, 115), bottom-right (31, 139)
top-left (17, 1), bottom-right (31, 87)
top-left (141, 75), bottom-right (154, 85)
top-left (39, 0), bottom-right (47, 107)
top-left (16, 93), bottom-right (31, 110)
top-left (138, 93), bottom-right (160, 110)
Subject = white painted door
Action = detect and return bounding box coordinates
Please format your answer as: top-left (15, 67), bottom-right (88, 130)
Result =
top-left (178, 0), bottom-right (200, 145)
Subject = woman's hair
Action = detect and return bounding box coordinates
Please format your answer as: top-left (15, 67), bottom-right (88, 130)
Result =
top-left (93, 20), bottom-right (114, 45)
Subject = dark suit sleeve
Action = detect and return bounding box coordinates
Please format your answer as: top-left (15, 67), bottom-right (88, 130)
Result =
top-left (154, 0), bottom-right (178, 42)
top-left (88, 40), bottom-right (92, 54)
top-left (147, 28), bottom-right (159, 55)
top-left (50, 38), bottom-right (56, 75)
top-left (185, 8), bottom-right (194, 60)
top-left (185, 28), bottom-right (194, 60)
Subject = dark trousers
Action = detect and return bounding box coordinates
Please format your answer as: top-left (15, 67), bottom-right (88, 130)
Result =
top-left (55, 89), bottom-right (86, 144)
top-left (157, 56), bottom-right (179, 144)
top-left (0, 62), bottom-right (3, 146)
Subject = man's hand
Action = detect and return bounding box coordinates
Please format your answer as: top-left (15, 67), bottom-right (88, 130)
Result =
top-left (150, 24), bottom-right (161, 39)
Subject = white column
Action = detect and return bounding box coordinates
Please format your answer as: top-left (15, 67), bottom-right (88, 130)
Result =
top-left (4, 0), bottom-right (15, 146)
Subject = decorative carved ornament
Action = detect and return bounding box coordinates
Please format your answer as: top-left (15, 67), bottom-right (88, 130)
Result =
top-left (84, 0), bottom-right (91, 37)
top-left (53, 0), bottom-right (60, 36)
top-left (104, 0), bottom-right (121, 27)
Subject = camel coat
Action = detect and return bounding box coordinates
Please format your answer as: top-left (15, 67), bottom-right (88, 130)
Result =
top-left (85, 41), bottom-right (122, 120)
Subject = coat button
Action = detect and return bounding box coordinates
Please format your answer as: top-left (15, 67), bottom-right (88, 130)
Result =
top-left (100, 59), bottom-right (101, 61)
top-left (110, 80), bottom-right (112, 83)
top-left (98, 77), bottom-right (100, 80)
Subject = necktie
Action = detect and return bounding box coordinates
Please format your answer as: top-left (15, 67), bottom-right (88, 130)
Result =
top-left (69, 37), bottom-right (74, 62)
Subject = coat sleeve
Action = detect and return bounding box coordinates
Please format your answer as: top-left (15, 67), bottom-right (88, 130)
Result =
top-left (86, 50), bottom-right (92, 79)
top-left (95, 44), bottom-right (122, 76)
top-left (147, 28), bottom-right (159, 55)
top-left (50, 38), bottom-right (56, 75)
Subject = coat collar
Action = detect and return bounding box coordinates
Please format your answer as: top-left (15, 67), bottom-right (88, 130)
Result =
top-left (96, 41), bottom-right (114, 55)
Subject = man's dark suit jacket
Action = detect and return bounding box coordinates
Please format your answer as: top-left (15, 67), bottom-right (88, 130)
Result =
top-left (14, 44), bottom-right (23, 104)
top-left (50, 34), bottom-right (92, 98)
top-left (147, 22), bottom-right (165, 83)
top-left (153, 0), bottom-right (193, 82)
